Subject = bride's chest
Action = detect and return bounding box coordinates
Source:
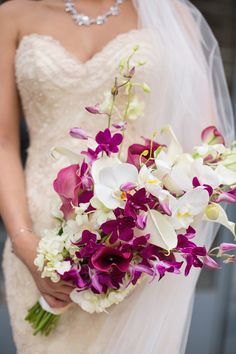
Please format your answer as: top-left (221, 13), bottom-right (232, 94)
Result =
top-left (15, 29), bottom-right (159, 96)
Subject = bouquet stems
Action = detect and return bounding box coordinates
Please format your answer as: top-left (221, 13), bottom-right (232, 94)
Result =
top-left (25, 301), bottom-right (60, 336)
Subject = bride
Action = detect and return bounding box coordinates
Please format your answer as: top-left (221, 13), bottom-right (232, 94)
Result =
top-left (0, 0), bottom-right (234, 353)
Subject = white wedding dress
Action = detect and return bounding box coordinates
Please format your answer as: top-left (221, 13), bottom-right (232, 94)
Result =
top-left (2, 1), bottom-right (235, 353)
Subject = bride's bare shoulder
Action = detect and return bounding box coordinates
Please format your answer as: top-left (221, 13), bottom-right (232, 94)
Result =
top-left (0, 0), bottom-right (36, 16)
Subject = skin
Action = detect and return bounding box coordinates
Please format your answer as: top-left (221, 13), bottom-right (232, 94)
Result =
top-left (0, 0), bottom-right (138, 308)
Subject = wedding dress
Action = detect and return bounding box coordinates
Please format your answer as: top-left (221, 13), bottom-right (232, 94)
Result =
top-left (2, 1), bottom-right (234, 354)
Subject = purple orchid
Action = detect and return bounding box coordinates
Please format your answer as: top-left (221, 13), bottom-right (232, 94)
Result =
top-left (124, 188), bottom-right (150, 220)
top-left (216, 187), bottom-right (236, 203)
top-left (95, 128), bottom-right (123, 156)
top-left (192, 177), bottom-right (213, 196)
top-left (101, 209), bottom-right (135, 244)
top-left (176, 233), bottom-right (207, 276)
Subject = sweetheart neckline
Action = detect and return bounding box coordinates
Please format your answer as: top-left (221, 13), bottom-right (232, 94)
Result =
top-left (15, 28), bottom-right (148, 67)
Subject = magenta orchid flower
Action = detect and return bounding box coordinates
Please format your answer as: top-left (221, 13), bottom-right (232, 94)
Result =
top-left (95, 128), bottom-right (123, 156)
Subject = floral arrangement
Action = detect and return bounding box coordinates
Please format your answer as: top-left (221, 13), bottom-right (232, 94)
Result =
top-left (25, 46), bottom-right (236, 336)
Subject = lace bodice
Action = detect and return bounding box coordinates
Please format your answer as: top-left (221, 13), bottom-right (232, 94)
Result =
top-left (15, 28), bottom-right (157, 233)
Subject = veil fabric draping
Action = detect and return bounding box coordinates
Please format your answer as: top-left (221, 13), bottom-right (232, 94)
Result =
top-left (87, 1), bottom-right (235, 353)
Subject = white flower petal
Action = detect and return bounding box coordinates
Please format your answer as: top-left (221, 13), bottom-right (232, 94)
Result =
top-left (146, 209), bottom-right (178, 250)
top-left (204, 203), bottom-right (235, 236)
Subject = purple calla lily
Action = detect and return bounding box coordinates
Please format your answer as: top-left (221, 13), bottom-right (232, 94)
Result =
top-left (91, 245), bottom-right (132, 273)
top-left (201, 126), bottom-right (225, 145)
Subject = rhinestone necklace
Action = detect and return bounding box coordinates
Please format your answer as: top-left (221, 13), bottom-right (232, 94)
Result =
top-left (64, 0), bottom-right (126, 26)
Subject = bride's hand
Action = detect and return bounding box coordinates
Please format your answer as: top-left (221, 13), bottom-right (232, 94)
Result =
top-left (12, 232), bottom-right (76, 309)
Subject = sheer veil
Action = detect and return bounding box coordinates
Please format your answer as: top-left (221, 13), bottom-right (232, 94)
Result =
top-left (86, 1), bottom-right (235, 354)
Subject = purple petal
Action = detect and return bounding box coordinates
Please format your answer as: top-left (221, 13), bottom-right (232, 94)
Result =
top-left (136, 214), bottom-right (147, 230)
top-left (219, 243), bottom-right (236, 254)
top-left (203, 255), bottom-right (221, 269)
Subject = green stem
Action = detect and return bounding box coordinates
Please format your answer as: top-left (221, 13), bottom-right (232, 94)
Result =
top-left (25, 301), bottom-right (61, 336)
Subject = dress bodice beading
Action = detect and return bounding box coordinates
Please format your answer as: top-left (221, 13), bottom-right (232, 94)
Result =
top-left (14, 29), bottom-right (157, 233)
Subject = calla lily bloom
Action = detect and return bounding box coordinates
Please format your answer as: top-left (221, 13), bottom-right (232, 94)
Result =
top-left (201, 126), bottom-right (225, 145)
top-left (204, 203), bottom-right (235, 236)
top-left (146, 209), bottom-right (178, 250)
top-left (53, 164), bottom-right (81, 219)
top-left (91, 246), bottom-right (132, 273)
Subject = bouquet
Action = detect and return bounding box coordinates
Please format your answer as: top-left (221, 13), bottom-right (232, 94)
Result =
top-left (25, 46), bottom-right (236, 336)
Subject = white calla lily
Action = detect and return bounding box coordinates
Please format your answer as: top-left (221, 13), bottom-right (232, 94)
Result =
top-left (204, 203), bottom-right (235, 236)
top-left (146, 209), bottom-right (178, 250)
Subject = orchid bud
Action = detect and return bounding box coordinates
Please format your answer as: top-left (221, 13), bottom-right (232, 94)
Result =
top-left (119, 58), bottom-right (126, 72)
top-left (142, 83), bottom-right (151, 93)
top-left (69, 127), bottom-right (89, 140)
top-left (205, 204), bottom-right (220, 220)
top-left (219, 243), bottom-right (236, 255)
top-left (112, 121), bottom-right (127, 131)
top-left (133, 44), bottom-right (140, 52)
top-left (138, 60), bottom-right (147, 66)
top-left (85, 105), bottom-right (100, 114)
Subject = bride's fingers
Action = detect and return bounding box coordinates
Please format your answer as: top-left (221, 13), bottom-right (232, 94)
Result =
top-left (61, 280), bottom-right (76, 288)
top-left (43, 294), bottom-right (69, 309)
top-left (55, 286), bottom-right (73, 296)
top-left (51, 291), bottom-right (72, 303)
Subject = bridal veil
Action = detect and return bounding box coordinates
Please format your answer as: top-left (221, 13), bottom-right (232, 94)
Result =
top-left (88, 1), bottom-right (235, 353)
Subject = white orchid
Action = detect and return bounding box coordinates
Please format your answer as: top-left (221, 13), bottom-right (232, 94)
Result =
top-left (92, 157), bottom-right (138, 209)
top-left (193, 143), bottom-right (226, 159)
top-left (168, 187), bottom-right (210, 230)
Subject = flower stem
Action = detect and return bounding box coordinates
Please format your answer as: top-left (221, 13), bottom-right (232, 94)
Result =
top-left (25, 301), bottom-right (61, 336)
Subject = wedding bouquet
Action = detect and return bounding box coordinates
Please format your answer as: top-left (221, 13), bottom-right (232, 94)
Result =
top-left (25, 46), bottom-right (236, 336)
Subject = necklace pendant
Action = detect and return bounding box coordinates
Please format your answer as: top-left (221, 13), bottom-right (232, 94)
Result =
top-left (81, 15), bottom-right (91, 26)
top-left (96, 16), bottom-right (106, 25)
top-left (110, 6), bottom-right (119, 16)
top-left (64, 0), bottom-right (125, 27)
